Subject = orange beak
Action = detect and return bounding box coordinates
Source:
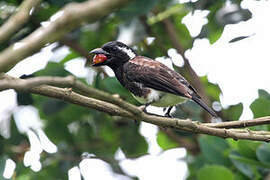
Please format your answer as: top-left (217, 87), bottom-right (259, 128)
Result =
top-left (93, 54), bottom-right (107, 65)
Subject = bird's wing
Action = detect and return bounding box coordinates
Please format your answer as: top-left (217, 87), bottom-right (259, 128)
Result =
top-left (125, 56), bottom-right (217, 117)
top-left (124, 56), bottom-right (196, 99)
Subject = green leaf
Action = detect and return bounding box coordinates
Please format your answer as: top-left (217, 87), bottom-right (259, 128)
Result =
top-left (35, 62), bottom-right (70, 77)
top-left (234, 172), bottom-right (248, 180)
top-left (229, 36), bottom-right (251, 43)
top-left (223, 103), bottom-right (243, 121)
top-left (256, 143), bottom-right (270, 166)
top-left (118, 124), bottom-right (148, 158)
top-left (203, 1), bottom-right (225, 44)
top-left (41, 99), bottom-right (67, 116)
top-left (157, 131), bottom-right (179, 150)
top-left (258, 89), bottom-right (270, 100)
top-left (60, 50), bottom-right (80, 64)
top-left (172, 12), bottom-right (193, 50)
top-left (199, 135), bottom-right (231, 166)
top-left (148, 4), bottom-right (186, 25)
top-left (207, 26), bottom-right (224, 44)
top-left (237, 140), bottom-right (262, 160)
top-left (35, 5), bottom-right (59, 22)
top-left (229, 151), bottom-right (267, 179)
top-left (200, 76), bottom-right (222, 101)
top-left (197, 165), bottom-right (234, 180)
top-left (230, 151), bottom-right (269, 168)
top-left (117, 0), bottom-right (159, 20)
top-left (226, 138), bottom-right (238, 150)
top-left (250, 95), bottom-right (270, 118)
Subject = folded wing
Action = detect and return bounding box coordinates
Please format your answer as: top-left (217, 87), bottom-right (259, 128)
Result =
top-left (124, 56), bottom-right (194, 99)
top-left (124, 56), bottom-right (217, 117)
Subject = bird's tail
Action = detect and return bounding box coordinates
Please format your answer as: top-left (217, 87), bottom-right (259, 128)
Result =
top-left (192, 96), bottom-right (218, 117)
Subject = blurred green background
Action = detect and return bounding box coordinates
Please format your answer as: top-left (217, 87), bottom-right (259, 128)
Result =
top-left (1, 0), bottom-right (270, 179)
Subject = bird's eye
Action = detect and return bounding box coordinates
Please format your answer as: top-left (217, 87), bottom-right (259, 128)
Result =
top-left (111, 47), bottom-right (117, 52)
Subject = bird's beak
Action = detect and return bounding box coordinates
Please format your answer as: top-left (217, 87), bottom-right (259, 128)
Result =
top-left (90, 48), bottom-right (108, 55)
top-left (90, 48), bottom-right (109, 66)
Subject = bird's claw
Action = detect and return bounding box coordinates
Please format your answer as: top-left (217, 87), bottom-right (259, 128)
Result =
top-left (165, 112), bottom-right (172, 118)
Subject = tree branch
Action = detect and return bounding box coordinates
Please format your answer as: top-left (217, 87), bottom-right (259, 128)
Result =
top-left (0, 74), bottom-right (75, 91)
top-left (30, 85), bottom-right (133, 117)
top-left (1, 74), bottom-right (270, 142)
top-left (0, 0), bottom-right (42, 44)
top-left (0, 0), bottom-right (132, 72)
top-left (0, 73), bottom-right (142, 115)
top-left (205, 116), bottom-right (270, 128)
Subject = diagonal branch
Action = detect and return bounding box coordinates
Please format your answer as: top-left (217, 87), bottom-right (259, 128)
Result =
top-left (0, 0), bottom-right (132, 72)
top-left (30, 85), bottom-right (133, 117)
top-left (0, 73), bottom-right (142, 115)
top-left (0, 0), bottom-right (42, 44)
top-left (1, 74), bottom-right (270, 142)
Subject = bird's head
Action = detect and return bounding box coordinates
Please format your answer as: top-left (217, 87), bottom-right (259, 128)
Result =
top-left (90, 41), bottom-right (137, 68)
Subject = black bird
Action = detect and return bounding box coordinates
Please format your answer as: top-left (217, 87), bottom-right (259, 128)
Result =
top-left (90, 41), bottom-right (217, 117)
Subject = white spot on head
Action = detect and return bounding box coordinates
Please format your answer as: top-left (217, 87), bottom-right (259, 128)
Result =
top-left (117, 46), bottom-right (136, 59)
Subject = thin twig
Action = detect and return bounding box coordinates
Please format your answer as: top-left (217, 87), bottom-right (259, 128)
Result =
top-left (205, 117), bottom-right (270, 128)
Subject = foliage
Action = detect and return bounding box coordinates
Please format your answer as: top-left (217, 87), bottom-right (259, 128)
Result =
top-left (0, 0), bottom-right (268, 179)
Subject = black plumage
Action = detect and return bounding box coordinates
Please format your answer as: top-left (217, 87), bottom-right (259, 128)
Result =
top-left (90, 41), bottom-right (217, 117)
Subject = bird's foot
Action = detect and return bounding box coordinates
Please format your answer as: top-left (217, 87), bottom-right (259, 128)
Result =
top-left (164, 106), bottom-right (173, 118)
top-left (165, 112), bottom-right (172, 118)
top-left (140, 104), bottom-right (174, 118)
top-left (139, 103), bottom-right (151, 113)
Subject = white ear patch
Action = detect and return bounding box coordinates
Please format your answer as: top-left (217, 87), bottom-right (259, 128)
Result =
top-left (117, 46), bottom-right (136, 59)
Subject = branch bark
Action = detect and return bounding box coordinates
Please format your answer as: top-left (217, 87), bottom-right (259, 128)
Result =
top-left (205, 116), bottom-right (270, 128)
top-left (0, 0), bottom-right (132, 72)
top-left (30, 85), bottom-right (133, 117)
top-left (1, 74), bottom-right (270, 142)
top-left (0, 0), bottom-right (42, 44)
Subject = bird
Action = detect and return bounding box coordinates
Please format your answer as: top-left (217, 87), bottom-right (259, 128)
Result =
top-left (90, 41), bottom-right (217, 118)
